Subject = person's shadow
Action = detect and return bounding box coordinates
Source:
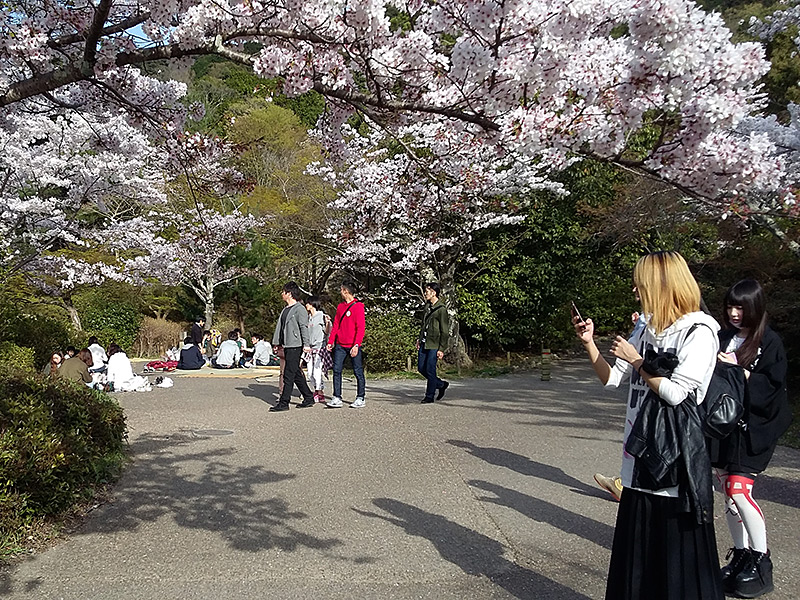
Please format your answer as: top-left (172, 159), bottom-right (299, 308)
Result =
top-left (447, 440), bottom-right (603, 497)
top-left (354, 498), bottom-right (591, 600)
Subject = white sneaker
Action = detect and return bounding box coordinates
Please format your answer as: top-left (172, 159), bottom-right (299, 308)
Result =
top-left (350, 397), bottom-right (365, 408)
top-left (326, 396), bottom-right (343, 408)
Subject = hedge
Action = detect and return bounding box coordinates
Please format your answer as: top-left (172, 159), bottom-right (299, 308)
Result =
top-left (0, 373), bottom-right (127, 556)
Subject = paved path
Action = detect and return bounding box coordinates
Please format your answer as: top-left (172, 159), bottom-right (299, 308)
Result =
top-left (2, 359), bottom-right (799, 599)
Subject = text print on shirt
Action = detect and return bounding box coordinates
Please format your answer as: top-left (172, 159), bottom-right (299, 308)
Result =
top-left (628, 339), bottom-right (678, 409)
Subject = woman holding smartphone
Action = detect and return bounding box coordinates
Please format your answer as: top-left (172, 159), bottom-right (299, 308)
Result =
top-left (574, 251), bottom-right (723, 600)
top-left (712, 279), bottom-right (790, 599)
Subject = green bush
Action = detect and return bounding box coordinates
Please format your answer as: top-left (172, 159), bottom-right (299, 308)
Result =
top-left (75, 289), bottom-right (142, 352)
top-left (0, 373), bottom-right (127, 555)
top-left (0, 292), bottom-right (77, 369)
top-left (0, 342), bottom-right (36, 373)
top-left (363, 311), bottom-right (418, 372)
top-left (14, 313), bottom-right (76, 368)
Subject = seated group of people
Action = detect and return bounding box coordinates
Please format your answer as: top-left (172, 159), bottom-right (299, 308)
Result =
top-left (178, 327), bottom-right (278, 370)
top-left (41, 336), bottom-right (148, 391)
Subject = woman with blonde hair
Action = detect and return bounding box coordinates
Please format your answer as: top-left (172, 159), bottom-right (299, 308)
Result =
top-left (574, 251), bottom-right (723, 600)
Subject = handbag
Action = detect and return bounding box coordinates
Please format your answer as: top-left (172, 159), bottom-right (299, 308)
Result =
top-left (697, 361), bottom-right (746, 440)
top-left (680, 324), bottom-right (748, 440)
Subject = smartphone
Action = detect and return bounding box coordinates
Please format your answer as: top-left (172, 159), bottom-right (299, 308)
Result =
top-left (570, 301), bottom-right (584, 323)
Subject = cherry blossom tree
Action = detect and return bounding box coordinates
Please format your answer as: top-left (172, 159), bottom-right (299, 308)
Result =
top-left (104, 205), bottom-right (262, 327)
top-left (749, 1), bottom-right (800, 52)
top-left (2, 0), bottom-right (797, 298)
top-left (1, 1), bottom-right (789, 203)
top-left (0, 110), bottom-right (168, 283)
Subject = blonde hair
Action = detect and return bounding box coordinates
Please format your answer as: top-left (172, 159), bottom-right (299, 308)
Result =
top-left (633, 251), bottom-right (700, 334)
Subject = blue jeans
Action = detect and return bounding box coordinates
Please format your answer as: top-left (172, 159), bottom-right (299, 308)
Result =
top-left (332, 344), bottom-right (365, 399)
top-left (418, 348), bottom-right (444, 400)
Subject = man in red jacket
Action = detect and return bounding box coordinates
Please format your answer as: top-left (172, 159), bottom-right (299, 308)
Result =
top-left (325, 280), bottom-right (366, 408)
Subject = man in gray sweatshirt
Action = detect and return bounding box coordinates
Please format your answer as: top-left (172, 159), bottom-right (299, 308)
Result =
top-left (271, 281), bottom-right (314, 412)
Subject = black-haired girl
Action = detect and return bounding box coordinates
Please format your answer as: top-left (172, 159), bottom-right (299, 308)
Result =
top-left (713, 279), bottom-right (791, 598)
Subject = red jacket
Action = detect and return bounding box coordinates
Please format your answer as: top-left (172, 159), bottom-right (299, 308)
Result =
top-left (328, 299), bottom-right (365, 348)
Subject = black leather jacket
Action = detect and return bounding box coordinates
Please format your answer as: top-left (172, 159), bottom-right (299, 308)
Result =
top-left (625, 352), bottom-right (714, 524)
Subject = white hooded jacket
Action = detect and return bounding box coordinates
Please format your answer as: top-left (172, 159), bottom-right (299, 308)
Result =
top-left (606, 311), bottom-right (720, 497)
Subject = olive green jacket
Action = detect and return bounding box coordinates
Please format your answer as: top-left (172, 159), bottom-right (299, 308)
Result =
top-left (419, 301), bottom-right (450, 351)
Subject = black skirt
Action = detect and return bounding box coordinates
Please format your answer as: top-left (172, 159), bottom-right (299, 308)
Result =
top-left (606, 488), bottom-right (724, 600)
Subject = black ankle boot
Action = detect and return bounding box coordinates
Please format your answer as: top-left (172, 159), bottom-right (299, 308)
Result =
top-left (733, 550), bottom-right (774, 599)
top-left (721, 547), bottom-right (751, 592)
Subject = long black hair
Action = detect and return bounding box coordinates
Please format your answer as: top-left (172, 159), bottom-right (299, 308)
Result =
top-left (722, 279), bottom-right (767, 368)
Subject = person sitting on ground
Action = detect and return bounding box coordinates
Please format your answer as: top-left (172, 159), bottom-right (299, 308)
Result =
top-left (107, 343), bottom-right (150, 391)
top-left (87, 336), bottom-right (108, 373)
top-left (212, 331), bottom-right (241, 369)
top-left (59, 349), bottom-right (94, 386)
top-left (40, 351), bottom-right (63, 377)
top-left (65, 346), bottom-right (77, 358)
top-left (177, 336), bottom-right (205, 370)
top-left (248, 334), bottom-right (276, 367)
top-left (106, 343), bottom-right (134, 385)
top-left (235, 328), bottom-right (251, 366)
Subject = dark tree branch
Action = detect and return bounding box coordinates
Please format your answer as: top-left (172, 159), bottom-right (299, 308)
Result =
top-left (83, 0), bottom-right (114, 64)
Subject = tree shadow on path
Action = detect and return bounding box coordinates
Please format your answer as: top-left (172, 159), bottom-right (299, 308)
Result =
top-left (78, 432), bottom-right (343, 554)
top-left (354, 498), bottom-right (591, 600)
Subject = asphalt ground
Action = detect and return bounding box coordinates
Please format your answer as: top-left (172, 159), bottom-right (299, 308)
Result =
top-left (1, 358), bottom-right (798, 599)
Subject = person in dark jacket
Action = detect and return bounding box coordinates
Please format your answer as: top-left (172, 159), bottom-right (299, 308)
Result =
top-left (190, 317), bottom-right (205, 346)
top-left (416, 282), bottom-right (450, 404)
top-left (712, 280), bottom-right (790, 598)
top-left (574, 251), bottom-right (723, 600)
top-left (177, 336), bottom-right (205, 370)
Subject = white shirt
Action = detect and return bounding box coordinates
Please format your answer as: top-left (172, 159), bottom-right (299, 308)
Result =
top-left (107, 352), bottom-right (134, 385)
top-left (606, 311), bottom-right (719, 497)
top-left (215, 340), bottom-right (241, 367)
top-left (251, 340), bottom-right (273, 365)
top-left (88, 343), bottom-right (108, 369)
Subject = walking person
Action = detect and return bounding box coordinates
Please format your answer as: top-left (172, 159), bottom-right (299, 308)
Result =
top-left (305, 295), bottom-right (329, 403)
top-left (271, 282), bottom-right (315, 412)
top-left (416, 282), bottom-right (450, 404)
top-left (574, 251), bottom-right (724, 600)
top-left (326, 280), bottom-right (366, 409)
top-left (711, 279), bottom-right (791, 598)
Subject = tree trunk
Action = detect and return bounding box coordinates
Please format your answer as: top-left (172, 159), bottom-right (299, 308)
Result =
top-left (233, 289), bottom-right (245, 332)
top-left (59, 294), bottom-right (82, 332)
top-left (66, 305), bottom-right (82, 333)
top-left (437, 261), bottom-right (473, 369)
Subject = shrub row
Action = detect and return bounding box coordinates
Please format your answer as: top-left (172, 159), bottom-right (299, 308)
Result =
top-left (0, 372), bottom-right (127, 556)
top-left (363, 311), bottom-right (418, 372)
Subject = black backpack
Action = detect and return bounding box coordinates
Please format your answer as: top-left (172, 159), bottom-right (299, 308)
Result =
top-left (687, 324), bottom-right (747, 440)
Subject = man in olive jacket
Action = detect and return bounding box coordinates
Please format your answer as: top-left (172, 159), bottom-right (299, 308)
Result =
top-left (416, 282), bottom-right (450, 403)
top-left (271, 281), bottom-right (314, 412)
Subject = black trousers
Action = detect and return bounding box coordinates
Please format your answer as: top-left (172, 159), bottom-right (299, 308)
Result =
top-left (279, 346), bottom-right (313, 405)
